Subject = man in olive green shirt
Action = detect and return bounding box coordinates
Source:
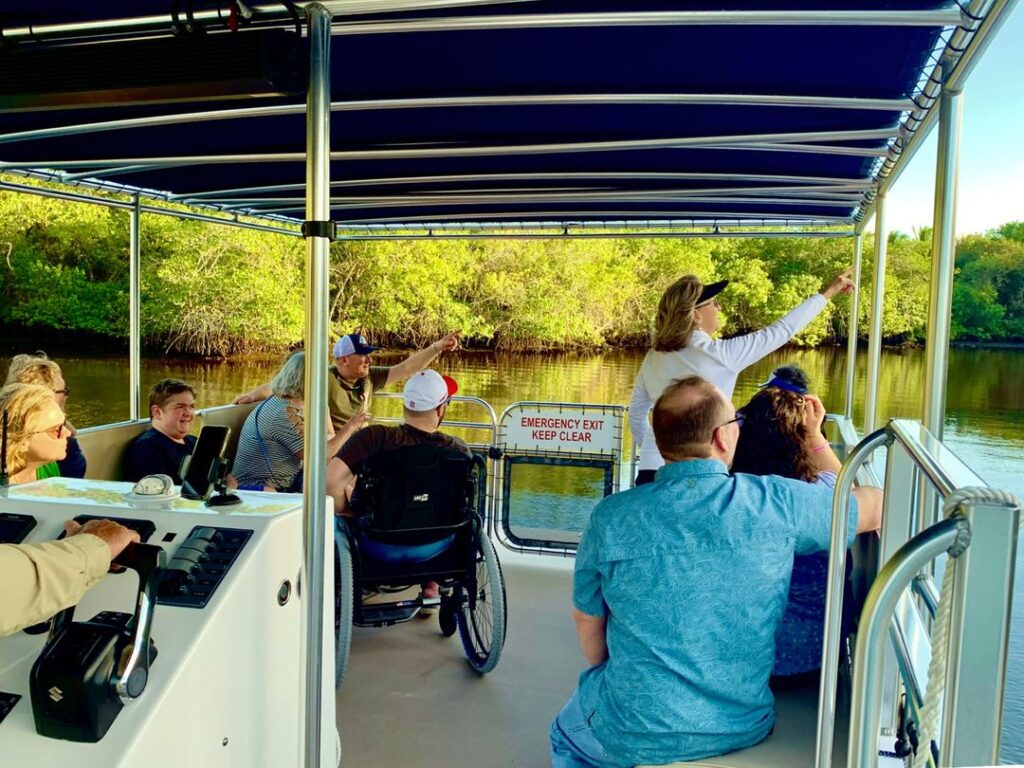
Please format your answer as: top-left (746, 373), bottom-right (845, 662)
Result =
top-left (234, 331), bottom-right (460, 432)
top-left (0, 519), bottom-right (140, 636)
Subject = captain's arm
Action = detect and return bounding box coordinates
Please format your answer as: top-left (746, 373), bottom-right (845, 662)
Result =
top-left (0, 537), bottom-right (111, 636)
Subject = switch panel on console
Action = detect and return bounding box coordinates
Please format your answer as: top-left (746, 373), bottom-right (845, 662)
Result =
top-left (157, 526), bottom-right (252, 609)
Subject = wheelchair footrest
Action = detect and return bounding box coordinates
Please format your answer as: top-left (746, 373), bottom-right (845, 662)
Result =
top-left (357, 599), bottom-right (433, 627)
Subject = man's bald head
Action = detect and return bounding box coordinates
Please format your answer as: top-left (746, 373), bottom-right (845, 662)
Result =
top-left (653, 376), bottom-right (733, 462)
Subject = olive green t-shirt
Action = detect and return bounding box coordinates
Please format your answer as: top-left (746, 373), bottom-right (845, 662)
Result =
top-left (326, 365), bottom-right (390, 431)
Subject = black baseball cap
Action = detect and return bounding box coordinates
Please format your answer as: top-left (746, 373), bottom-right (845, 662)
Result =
top-left (696, 280), bottom-right (729, 306)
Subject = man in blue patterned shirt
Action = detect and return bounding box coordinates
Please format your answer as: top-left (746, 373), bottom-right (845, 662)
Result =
top-left (550, 375), bottom-right (883, 767)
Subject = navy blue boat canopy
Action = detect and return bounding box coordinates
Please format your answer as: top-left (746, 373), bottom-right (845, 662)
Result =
top-left (0, 1), bottom-right (992, 232)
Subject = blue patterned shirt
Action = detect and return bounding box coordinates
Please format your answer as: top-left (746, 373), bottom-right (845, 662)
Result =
top-left (573, 459), bottom-right (858, 765)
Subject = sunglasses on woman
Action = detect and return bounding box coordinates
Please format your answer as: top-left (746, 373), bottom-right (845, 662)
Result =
top-left (32, 422), bottom-right (66, 439)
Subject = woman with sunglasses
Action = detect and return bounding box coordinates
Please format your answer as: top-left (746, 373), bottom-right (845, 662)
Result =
top-left (0, 382), bottom-right (141, 636)
top-left (629, 268), bottom-right (853, 485)
top-left (731, 365), bottom-right (847, 688)
top-left (4, 352), bottom-right (87, 479)
top-left (0, 383), bottom-right (70, 485)
top-left (233, 351), bottom-right (369, 492)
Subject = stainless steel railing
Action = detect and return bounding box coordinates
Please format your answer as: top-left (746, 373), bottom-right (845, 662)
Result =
top-left (815, 418), bottom-right (1020, 768)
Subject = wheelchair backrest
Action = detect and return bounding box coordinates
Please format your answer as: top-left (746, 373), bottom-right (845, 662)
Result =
top-left (352, 444), bottom-right (477, 534)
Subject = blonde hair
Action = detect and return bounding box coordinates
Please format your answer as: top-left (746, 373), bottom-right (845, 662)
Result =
top-left (0, 383), bottom-right (61, 476)
top-left (5, 353), bottom-right (62, 389)
top-left (652, 275), bottom-right (704, 351)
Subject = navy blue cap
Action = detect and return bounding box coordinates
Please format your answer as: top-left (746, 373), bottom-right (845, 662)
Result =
top-left (333, 333), bottom-right (381, 357)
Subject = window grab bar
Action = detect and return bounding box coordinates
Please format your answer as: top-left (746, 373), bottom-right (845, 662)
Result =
top-left (848, 517), bottom-right (968, 768)
top-left (815, 426), bottom-right (891, 768)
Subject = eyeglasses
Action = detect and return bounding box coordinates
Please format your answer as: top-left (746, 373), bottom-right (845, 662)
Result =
top-left (31, 422), bottom-right (66, 439)
top-left (696, 299), bottom-right (720, 310)
top-left (715, 413), bottom-right (745, 432)
top-left (53, 386), bottom-right (70, 396)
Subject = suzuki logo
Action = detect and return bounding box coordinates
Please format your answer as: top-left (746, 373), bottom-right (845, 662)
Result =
top-left (48, 686), bottom-right (63, 703)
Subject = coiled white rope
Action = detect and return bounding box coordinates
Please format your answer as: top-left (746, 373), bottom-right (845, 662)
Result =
top-left (911, 486), bottom-right (1023, 768)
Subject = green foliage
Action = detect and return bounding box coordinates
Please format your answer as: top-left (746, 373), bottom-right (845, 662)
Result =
top-left (1, 178), bottom-right (1022, 353)
top-left (951, 227), bottom-right (1024, 341)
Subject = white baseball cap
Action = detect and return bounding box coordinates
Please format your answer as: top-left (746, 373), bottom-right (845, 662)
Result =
top-left (403, 370), bottom-right (458, 412)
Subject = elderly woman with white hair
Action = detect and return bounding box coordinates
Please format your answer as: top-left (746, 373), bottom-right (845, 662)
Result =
top-left (232, 351), bottom-right (369, 492)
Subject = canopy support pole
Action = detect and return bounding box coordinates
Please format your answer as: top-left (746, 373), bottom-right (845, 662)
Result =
top-left (922, 61), bottom-right (963, 440)
top-left (863, 194), bottom-right (888, 434)
top-left (302, 5), bottom-right (332, 768)
top-left (844, 234), bottom-right (863, 419)
top-left (128, 194), bottom-right (142, 421)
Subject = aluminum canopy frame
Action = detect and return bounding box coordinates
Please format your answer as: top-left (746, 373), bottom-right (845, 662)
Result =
top-left (0, 0), bottom-right (1011, 237)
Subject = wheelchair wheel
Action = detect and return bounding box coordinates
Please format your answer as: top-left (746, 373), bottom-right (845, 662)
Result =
top-left (334, 528), bottom-right (355, 690)
top-left (438, 599), bottom-right (458, 637)
top-left (456, 534), bottom-right (506, 673)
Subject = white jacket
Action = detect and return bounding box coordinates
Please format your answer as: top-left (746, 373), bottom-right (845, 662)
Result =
top-left (629, 293), bottom-right (827, 472)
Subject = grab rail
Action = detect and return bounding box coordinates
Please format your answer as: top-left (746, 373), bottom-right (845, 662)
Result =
top-left (371, 392), bottom-right (499, 444)
top-left (848, 517), bottom-right (969, 768)
top-left (816, 418), bottom-right (1020, 768)
top-left (815, 426), bottom-right (891, 768)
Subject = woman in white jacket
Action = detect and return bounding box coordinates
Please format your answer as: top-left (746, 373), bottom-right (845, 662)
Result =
top-left (629, 268), bottom-right (853, 485)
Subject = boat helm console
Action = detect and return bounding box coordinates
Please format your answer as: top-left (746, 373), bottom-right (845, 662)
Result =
top-left (0, 477), bottom-right (336, 767)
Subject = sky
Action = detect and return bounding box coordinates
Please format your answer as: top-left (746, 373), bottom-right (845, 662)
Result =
top-left (883, 4), bottom-right (1024, 236)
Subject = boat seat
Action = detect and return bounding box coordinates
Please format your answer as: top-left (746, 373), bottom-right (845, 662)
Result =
top-left (76, 420), bottom-right (151, 481)
top-left (195, 402), bottom-right (256, 464)
top-left (639, 683), bottom-right (848, 768)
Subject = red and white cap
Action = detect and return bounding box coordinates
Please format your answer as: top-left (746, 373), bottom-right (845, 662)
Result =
top-left (403, 370), bottom-right (458, 412)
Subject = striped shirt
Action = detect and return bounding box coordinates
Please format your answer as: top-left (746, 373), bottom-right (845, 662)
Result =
top-left (233, 397), bottom-right (305, 490)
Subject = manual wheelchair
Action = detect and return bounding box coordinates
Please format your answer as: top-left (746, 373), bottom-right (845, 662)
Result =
top-left (333, 443), bottom-right (506, 688)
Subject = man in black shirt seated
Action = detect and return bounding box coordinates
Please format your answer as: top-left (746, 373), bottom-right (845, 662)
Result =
top-left (124, 378), bottom-right (197, 484)
top-left (327, 370), bottom-right (468, 600)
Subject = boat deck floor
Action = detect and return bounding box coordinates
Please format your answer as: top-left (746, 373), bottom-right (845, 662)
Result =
top-left (336, 551), bottom-right (850, 768)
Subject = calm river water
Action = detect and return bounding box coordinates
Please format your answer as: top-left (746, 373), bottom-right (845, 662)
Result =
top-left (39, 346), bottom-right (1024, 762)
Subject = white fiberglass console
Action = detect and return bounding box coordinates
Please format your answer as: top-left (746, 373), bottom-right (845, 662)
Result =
top-left (0, 477), bottom-right (336, 767)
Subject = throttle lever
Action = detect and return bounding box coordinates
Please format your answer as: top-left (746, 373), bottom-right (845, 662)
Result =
top-left (110, 543), bottom-right (165, 701)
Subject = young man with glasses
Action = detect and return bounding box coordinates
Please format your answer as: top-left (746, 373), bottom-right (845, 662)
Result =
top-left (551, 376), bottom-right (883, 768)
top-left (124, 379), bottom-right (197, 484)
